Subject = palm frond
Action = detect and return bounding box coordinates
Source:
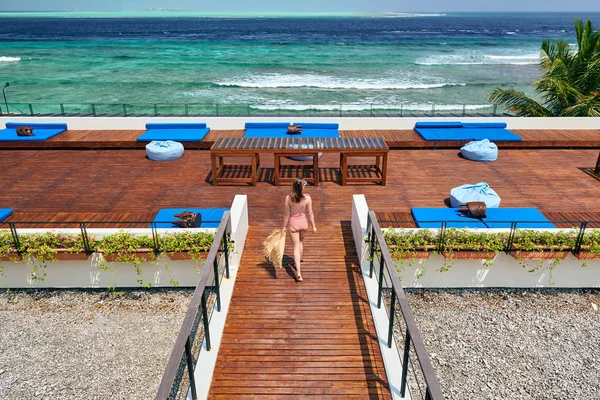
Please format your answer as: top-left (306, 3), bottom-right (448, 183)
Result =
top-left (488, 88), bottom-right (552, 117)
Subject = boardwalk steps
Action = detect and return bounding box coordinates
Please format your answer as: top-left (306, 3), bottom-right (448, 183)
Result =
top-left (208, 223), bottom-right (392, 399)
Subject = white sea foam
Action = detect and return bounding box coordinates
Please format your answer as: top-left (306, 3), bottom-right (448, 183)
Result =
top-left (216, 73), bottom-right (465, 90)
top-left (252, 101), bottom-right (490, 112)
top-left (379, 12), bottom-right (445, 18)
top-left (0, 56), bottom-right (21, 62)
top-left (416, 53), bottom-right (539, 66)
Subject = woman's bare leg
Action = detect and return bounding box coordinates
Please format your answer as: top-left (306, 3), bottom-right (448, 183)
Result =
top-left (299, 230), bottom-right (306, 262)
top-left (289, 229), bottom-right (302, 280)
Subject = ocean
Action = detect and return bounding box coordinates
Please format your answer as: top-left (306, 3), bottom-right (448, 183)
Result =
top-left (0, 11), bottom-right (599, 115)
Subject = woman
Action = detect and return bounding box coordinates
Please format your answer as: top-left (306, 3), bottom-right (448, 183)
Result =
top-left (282, 177), bottom-right (317, 282)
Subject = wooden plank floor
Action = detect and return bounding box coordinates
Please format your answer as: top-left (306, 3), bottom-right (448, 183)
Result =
top-left (0, 148), bottom-right (599, 226)
top-left (208, 223), bottom-right (392, 399)
top-left (0, 128), bottom-right (599, 150)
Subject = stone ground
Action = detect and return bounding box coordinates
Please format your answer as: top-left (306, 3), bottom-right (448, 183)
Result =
top-left (0, 289), bottom-right (194, 400)
top-left (404, 289), bottom-right (600, 400)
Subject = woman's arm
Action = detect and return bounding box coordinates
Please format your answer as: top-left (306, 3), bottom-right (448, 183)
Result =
top-left (282, 195), bottom-right (290, 230)
top-left (306, 195), bottom-right (317, 233)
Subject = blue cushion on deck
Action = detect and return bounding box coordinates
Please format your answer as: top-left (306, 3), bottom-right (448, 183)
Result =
top-left (137, 123), bottom-right (210, 142)
top-left (411, 208), bottom-right (555, 229)
top-left (0, 208), bottom-right (13, 222)
top-left (0, 122), bottom-right (67, 141)
top-left (292, 122), bottom-right (339, 130)
top-left (415, 121), bottom-right (463, 129)
top-left (151, 208), bottom-right (229, 228)
top-left (414, 121), bottom-right (521, 142)
top-left (244, 128), bottom-right (289, 138)
top-left (245, 122), bottom-right (290, 129)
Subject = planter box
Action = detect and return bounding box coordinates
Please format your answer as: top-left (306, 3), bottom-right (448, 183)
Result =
top-left (0, 252), bottom-right (22, 262)
top-left (510, 251), bottom-right (569, 260)
top-left (34, 249), bottom-right (90, 261)
top-left (100, 249), bottom-right (156, 262)
top-left (391, 251), bottom-right (431, 260)
top-left (574, 252), bottom-right (600, 260)
top-left (166, 251), bottom-right (208, 261)
top-left (443, 251), bottom-right (497, 260)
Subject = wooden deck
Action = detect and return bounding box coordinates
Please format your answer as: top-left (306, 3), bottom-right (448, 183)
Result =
top-left (0, 128), bottom-right (599, 150)
top-left (208, 224), bottom-right (391, 399)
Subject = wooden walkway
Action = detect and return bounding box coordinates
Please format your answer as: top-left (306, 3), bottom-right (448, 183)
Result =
top-left (208, 224), bottom-right (392, 399)
top-left (1, 128), bottom-right (599, 150)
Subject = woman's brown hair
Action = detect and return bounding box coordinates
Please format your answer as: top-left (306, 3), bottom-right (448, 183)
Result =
top-left (289, 177), bottom-right (306, 203)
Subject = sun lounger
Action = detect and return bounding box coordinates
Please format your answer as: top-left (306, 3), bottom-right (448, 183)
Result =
top-left (0, 122), bottom-right (67, 141)
top-left (0, 208), bottom-right (13, 222)
top-left (411, 207), bottom-right (555, 229)
top-left (414, 121), bottom-right (522, 143)
top-left (150, 208), bottom-right (229, 228)
top-left (136, 123), bottom-right (210, 142)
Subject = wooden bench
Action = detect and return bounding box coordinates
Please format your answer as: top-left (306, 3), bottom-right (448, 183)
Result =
top-left (210, 137), bottom-right (388, 186)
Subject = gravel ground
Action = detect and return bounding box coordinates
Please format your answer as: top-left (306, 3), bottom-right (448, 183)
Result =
top-left (0, 289), bottom-right (194, 400)
top-left (403, 289), bottom-right (600, 400)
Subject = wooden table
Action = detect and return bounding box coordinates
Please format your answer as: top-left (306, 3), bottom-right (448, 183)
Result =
top-left (210, 137), bottom-right (388, 186)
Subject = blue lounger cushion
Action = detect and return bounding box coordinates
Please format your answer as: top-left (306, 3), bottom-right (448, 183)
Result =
top-left (245, 122), bottom-right (290, 129)
top-left (244, 128), bottom-right (289, 138)
top-left (137, 123), bottom-right (210, 142)
top-left (414, 120), bottom-right (522, 142)
top-left (0, 208), bottom-right (13, 222)
top-left (292, 122), bottom-right (339, 130)
top-left (414, 121), bottom-right (463, 129)
top-left (151, 208), bottom-right (229, 228)
top-left (0, 122), bottom-right (67, 141)
top-left (411, 208), bottom-right (555, 229)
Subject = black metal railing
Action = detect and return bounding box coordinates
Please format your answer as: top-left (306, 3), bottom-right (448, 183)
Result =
top-left (375, 218), bottom-right (600, 257)
top-left (0, 101), bottom-right (505, 118)
top-left (154, 212), bottom-right (232, 400)
top-left (366, 210), bottom-right (444, 400)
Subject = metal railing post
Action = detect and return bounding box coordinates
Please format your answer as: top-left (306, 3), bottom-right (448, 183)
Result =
top-left (462, 104), bottom-right (466, 117)
top-left (154, 104), bottom-right (158, 116)
top-left (184, 337), bottom-right (198, 400)
top-left (493, 104), bottom-right (498, 116)
top-left (151, 222), bottom-right (160, 253)
top-left (370, 104), bottom-right (373, 117)
top-left (377, 250), bottom-right (385, 308)
top-left (122, 104), bottom-right (128, 117)
top-left (8, 222), bottom-right (20, 251)
top-left (223, 233), bottom-right (230, 279)
top-left (400, 329), bottom-right (411, 397)
top-left (506, 222), bottom-right (517, 253)
top-left (185, 104), bottom-right (189, 116)
top-left (387, 289), bottom-right (396, 348)
top-left (28, 104), bottom-right (34, 116)
top-left (400, 103), bottom-right (403, 117)
top-left (437, 222), bottom-right (447, 253)
top-left (213, 259), bottom-right (221, 311)
top-left (92, 104), bottom-right (97, 117)
top-left (79, 223), bottom-right (92, 255)
top-left (60, 103), bottom-right (65, 116)
top-left (431, 104), bottom-right (435, 117)
top-left (339, 104), bottom-right (342, 117)
top-left (201, 291), bottom-right (211, 351)
top-left (574, 221), bottom-right (587, 254)
top-left (369, 226), bottom-right (376, 278)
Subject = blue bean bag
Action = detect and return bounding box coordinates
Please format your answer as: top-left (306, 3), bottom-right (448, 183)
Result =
top-left (450, 182), bottom-right (501, 208)
top-left (461, 139), bottom-right (498, 162)
top-left (146, 141), bottom-right (184, 161)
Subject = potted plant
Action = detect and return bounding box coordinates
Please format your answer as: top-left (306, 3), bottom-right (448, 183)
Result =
top-left (97, 231), bottom-right (156, 263)
top-left (575, 229), bottom-right (600, 260)
top-left (384, 228), bottom-right (437, 260)
top-left (20, 232), bottom-right (93, 261)
top-left (0, 230), bottom-right (21, 262)
top-left (159, 231), bottom-right (215, 261)
top-left (441, 229), bottom-right (504, 263)
top-left (510, 229), bottom-right (576, 261)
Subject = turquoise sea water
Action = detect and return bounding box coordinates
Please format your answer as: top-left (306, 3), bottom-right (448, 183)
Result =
top-left (0, 12), bottom-right (599, 114)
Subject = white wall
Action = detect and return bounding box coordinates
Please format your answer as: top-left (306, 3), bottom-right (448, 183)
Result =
top-left (2, 116), bottom-right (599, 131)
top-left (229, 194), bottom-right (249, 267)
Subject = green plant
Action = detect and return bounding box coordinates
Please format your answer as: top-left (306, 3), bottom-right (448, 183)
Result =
top-left (440, 229), bottom-right (506, 270)
top-left (0, 230), bottom-right (20, 285)
top-left (489, 19), bottom-right (600, 117)
top-left (159, 231), bottom-right (215, 261)
top-left (383, 228), bottom-right (437, 277)
top-left (578, 229), bottom-right (600, 267)
top-left (20, 232), bottom-right (91, 261)
top-left (98, 231), bottom-right (157, 287)
top-left (511, 229), bottom-right (576, 252)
